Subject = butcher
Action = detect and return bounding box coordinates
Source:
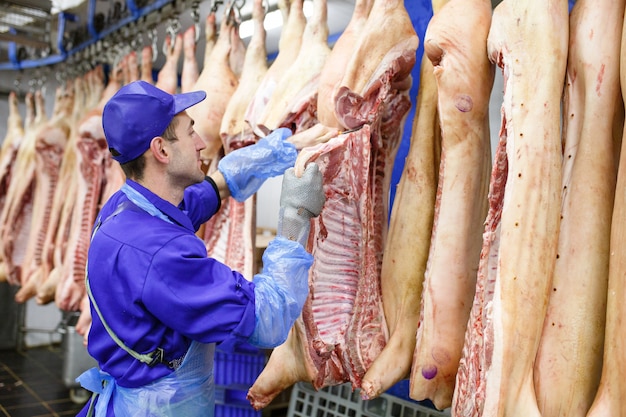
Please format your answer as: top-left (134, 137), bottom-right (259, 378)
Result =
top-left (75, 80), bottom-right (326, 417)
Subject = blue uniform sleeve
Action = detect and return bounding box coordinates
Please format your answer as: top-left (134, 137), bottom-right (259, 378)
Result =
top-left (248, 236), bottom-right (313, 348)
top-left (180, 177), bottom-right (221, 230)
top-left (142, 234), bottom-right (257, 345)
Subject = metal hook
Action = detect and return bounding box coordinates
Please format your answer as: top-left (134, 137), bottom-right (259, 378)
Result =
top-left (55, 69), bottom-right (64, 85)
top-left (211, 0), bottom-right (223, 13)
top-left (163, 15), bottom-right (180, 55)
top-left (225, 0), bottom-right (242, 23)
top-left (38, 73), bottom-right (47, 97)
top-left (131, 31), bottom-right (143, 51)
top-left (149, 27), bottom-right (158, 62)
top-left (14, 73), bottom-right (22, 93)
top-left (234, 0), bottom-right (246, 16)
top-left (191, 2), bottom-right (200, 43)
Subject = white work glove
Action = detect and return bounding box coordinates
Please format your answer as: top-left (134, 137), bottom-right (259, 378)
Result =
top-left (248, 163), bottom-right (323, 348)
top-left (277, 163), bottom-right (325, 247)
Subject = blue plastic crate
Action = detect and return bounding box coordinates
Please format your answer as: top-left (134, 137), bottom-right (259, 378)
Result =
top-left (215, 403), bottom-right (260, 417)
top-left (386, 379), bottom-right (438, 410)
top-left (215, 385), bottom-right (261, 417)
top-left (213, 342), bottom-right (266, 417)
top-left (214, 342), bottom-right (267, 386)
top-left (288, 382), bottom-right (451, 417)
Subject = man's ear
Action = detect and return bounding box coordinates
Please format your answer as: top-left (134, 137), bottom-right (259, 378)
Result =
top-left (149, 136), bottom-right (170, 163)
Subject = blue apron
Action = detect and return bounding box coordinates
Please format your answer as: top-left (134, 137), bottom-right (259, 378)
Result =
top-left (77, 341), bottom-right (215, 417)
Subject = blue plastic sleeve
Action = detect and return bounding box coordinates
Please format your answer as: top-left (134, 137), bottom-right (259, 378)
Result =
top-left (248, 236), bottom-right (313, 348)
top-left (217, 128), bottom-right (297, 202)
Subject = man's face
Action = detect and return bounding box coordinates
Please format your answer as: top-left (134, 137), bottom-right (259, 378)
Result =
top-left (166, 112), bottom-right (207, 187)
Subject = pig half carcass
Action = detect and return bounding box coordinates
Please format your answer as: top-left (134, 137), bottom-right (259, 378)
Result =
top-left (452, 0), bottom-right (568, 415)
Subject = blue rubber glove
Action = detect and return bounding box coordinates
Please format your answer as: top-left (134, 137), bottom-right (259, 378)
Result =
top-left (217, 128), bottom-right (297, 202)
top-left (248, 236), bottom-right (313, 348)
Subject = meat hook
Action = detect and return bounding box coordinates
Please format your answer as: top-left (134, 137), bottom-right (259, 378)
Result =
top-left (191, 2), bottom-right (201, 43)
top-left (210, 0), bottom-right (224, 13)
top-left (148, 27), bottom-right (159, 62)
top-left (163, 15), bottom-right (181, 55)
top-left (225, 0), bottom-right (243, 24)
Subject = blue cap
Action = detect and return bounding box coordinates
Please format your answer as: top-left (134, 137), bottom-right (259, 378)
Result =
top-left (102, 81), bottom-right (206, 164)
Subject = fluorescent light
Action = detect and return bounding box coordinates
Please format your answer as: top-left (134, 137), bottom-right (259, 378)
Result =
top-left (0, 12), bottom-right (35, 28)
top-left (51, 0), bottom-right (87, 14)
top-left (239, 9), bottom-right (282, 39)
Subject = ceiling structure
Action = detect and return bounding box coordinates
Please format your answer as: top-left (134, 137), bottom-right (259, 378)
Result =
top-left (0, 0), bottom-right (356, 95)
top-left (0, 0), bottom-right (53, 57)
top-left (0, 0), bottom-right (510, 95)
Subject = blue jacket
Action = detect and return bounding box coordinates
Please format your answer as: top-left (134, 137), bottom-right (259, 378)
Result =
top-left (85, 178), bottom-right (257, 389)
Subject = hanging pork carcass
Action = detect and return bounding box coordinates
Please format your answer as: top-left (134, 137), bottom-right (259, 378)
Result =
top-left (533, 0), bottom-right (625, 416)
top-left (202, 11), bottom-right (218, 71)
top-left (229, 14), bottom-right (246, 79)
top-left (203, 0), bottom-right (269, 280)
top-left (14, 81), bottom-right (75, 303)
top-left (220, 0), bottom-right (268, 153)
top-left (141, 44), bottom-right (154, 84)
top-left (328, 0), bottom-right (419, 400)
top-left (367, 0), bottom-right (449, 401)
top-left (155, 32), bottom-right (183, 94)
top-left (0, 92), bottom-right (27, 284)
top-left (373, 20), bottom-right (442, 410)
top-left (316, 0), bottom-right (373, 129)
top-left (0, 92), bottom-right (26, 236)
top-left (182, 24), bottom-right (200, 93)
top-left (408, 0), bottom-right (493, 409)
top-left (245, 0), bottom-right (306, 137)
top-left (186, 4), bottom-right (240, 173)
top-left (585, 4), bottom-right (626, 416)
top-left (247, 0), bottom-right (417, 407)
top-left (452, 0), bottom-right (567, 415)
top-left (36, 71), bottom-right (100, 306)
top-left (0, 91), bottom-right (48, 286)
top-left (54, 62), bottom-right (123, 312)
top-left (254, 0), bottom-right (331, 134)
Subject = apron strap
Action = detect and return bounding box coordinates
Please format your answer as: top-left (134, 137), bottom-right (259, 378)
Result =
top-left (85, 201), bottom-right (176, 369)
top-left (76, 368), bottom-right (115, 417)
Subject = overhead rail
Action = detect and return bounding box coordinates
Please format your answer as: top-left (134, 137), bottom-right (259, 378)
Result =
top-left (0, 0), bottom-right (212, 71)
